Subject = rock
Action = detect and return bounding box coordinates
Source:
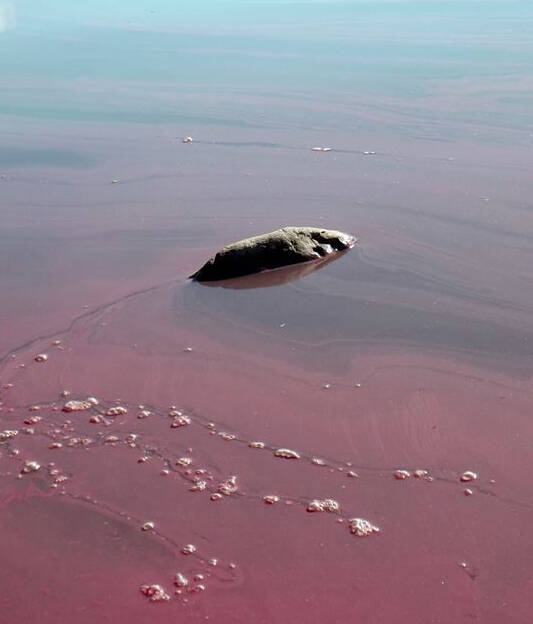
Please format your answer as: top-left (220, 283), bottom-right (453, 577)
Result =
top-left (189, 227), bottom-right (356, 282)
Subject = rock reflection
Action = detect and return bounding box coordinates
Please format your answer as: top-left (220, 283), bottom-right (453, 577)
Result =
top-left (195, 251), bottom-right (349, 290)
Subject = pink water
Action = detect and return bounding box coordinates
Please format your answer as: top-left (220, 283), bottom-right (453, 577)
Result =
top-left (1, 115), bottom-right (533, 623)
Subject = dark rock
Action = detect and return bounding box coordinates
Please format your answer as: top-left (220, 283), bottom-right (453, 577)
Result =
top-left (200, 251), bottom-right (349, 290)
top-left (189, 227), bottom-right (356, 282)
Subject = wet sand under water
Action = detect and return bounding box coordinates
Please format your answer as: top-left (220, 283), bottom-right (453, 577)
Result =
top-left (1, 116), bottom-right (533, 623)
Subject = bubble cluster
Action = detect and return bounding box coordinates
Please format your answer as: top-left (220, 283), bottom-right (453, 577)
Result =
top-left (106, 406), bottom-right (128, 417)
top-left (20, 459), bottom-right (40, 474)
top-left (190, 479), bottom-right (207, 492)
top-left (171, 414), bottom-right (191, 428)
top-left (0, 429), bottom-right (18, 441)
top-left (62, 400), bottom-right (93, 413)
top-left (140, 584), bottom-right (170, 602)
top-left (0, 294), bottom-right (496, 613)
top-left (348, 518), bottom-right (380, 537)
top-left (307, 499), bottom-right (340, 513)
top-left (218, 475), bottom-right (238, 496)
top-left (394, 470), bottom-right (410, 480)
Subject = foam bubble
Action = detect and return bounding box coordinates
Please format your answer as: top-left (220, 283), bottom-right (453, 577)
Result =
top-left (62, 400), bottom-right (92, 413)
top-left (219, 432), bottom-right (236, 441)
top-left (274, 448), bottom-right (300, 459)
top-left (190, 480), bottom-right (208, 492)
top-left (174, 573), bottom-right (189, 588)
top-left (306, 498), bottom-right (340, 513)
top-left (106, 406), bottom-right (128, 417)
top-left (348, 518), bottom-right (380, 537)
top-left (21, 460), bottom-right (41, 474)
top-left (171, 415), bottom-right (191, 428)
top-left (249, 441), bottom-right (265, 449)
top-left (218, 475), bottom-right (238, 496)
top-left (140, 584), bottom-right (170, 602)
top-left (0, 430), bottom-right (18, 441)
top-left (394, 470), bottom-right (410, 480)
top-left (141, 521), bottom-right (155, 531)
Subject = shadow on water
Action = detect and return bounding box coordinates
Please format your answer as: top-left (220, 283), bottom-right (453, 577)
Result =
top-left (0, 146), bottom-right (94, 168)
top-left (184, 246), bottom-right (533, 363)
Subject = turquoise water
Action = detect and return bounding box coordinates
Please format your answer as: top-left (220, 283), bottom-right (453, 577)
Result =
top-left (2, 1), bottom-right (532, 130)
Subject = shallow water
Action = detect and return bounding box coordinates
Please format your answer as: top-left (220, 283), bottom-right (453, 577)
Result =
top-left (1, 2), bottom-right (533, 623)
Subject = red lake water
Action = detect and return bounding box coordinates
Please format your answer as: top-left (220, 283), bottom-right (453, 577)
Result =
top-left (1, 2), bottom-right (533, 623)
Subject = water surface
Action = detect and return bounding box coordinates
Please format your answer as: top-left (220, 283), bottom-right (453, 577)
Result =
top-left (1, 2), bottom-right (533, 623)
